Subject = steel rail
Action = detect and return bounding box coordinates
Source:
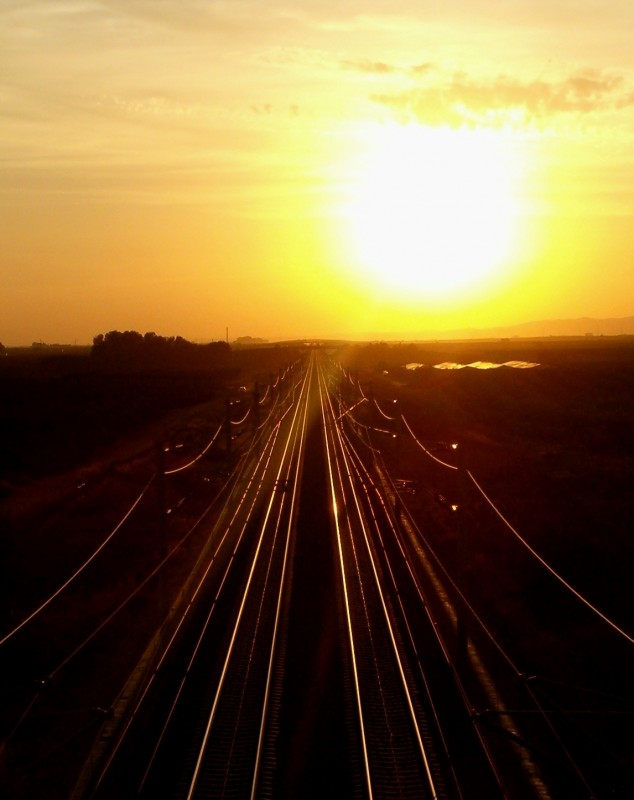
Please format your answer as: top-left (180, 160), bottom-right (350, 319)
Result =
top-left (339, 427), bottom-right (464, 798)
top-left (164, 422), bottom-right (223, 475)
top-left (249, 356), bottom-right (313, 799)
top-left (8, 398), bottom-right (298, 799)
top-left (184, 361), bottom-right (312, 799)
top-left (320, 367), bottom-right (440, 800)
top-left (317, 361), bottom-right (375, 800)
top-left (361, 427), bottom-right (555, 798)
top-left (122, 374), bottom-right (304, 798)
top-left (87, 408), bottom-right (290, 799)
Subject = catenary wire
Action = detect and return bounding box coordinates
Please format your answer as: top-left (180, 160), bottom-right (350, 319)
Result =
top-left (0, 476), bottom-right (155, 647)
top-left (468, 469), bottom-right (634, 646)
top-left (164, 422), bottom-right (223, 475)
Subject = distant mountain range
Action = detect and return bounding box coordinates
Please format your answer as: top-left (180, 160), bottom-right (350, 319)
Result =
top-left (278, 316), bottom-right (634, 346)
top-left (418, 316), bottom-right (634, 341)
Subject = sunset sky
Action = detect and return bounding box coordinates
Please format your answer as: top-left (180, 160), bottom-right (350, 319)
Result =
top-left (2, 1), bottom-right (633, 346)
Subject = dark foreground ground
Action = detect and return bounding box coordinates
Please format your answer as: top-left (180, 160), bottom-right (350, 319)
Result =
top-left (341, 336), bottom-right (634, 792)
top-left (341, 336), bottom-right (634, 651)
top-left (0, 344), bottom-right (302, 798)
top-left (1, 337), bottom-right (633, 797)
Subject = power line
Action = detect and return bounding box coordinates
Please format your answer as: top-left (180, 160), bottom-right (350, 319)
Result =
top-left (468, 469), bottom-right (634, 646)
top-left (0, 477), bottom-right (155, 647)
top-left (164, 423), bottom-right (223, 475)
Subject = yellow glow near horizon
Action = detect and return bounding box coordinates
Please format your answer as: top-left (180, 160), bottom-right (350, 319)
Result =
top-left (343, 123), bottom-right (525, 303)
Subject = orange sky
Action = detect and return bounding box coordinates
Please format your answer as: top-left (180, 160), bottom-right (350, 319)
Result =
top-left (2, 1), bottom-right (633, 345)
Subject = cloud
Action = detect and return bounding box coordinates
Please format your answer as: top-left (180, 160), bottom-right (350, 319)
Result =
top-left (341, 59), bottom-right (398, 75)
top-left (409, 62), bottom-right (434, 76)
top-left (371, 69), bottom-right (633, 126)
top-left (341, 59), bottom-right (433, 77)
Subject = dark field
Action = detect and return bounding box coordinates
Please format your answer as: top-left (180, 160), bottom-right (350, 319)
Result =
top-left (341, 335), bottom-right (634, 791)
top-left (0, 343), bottom-right (302, 797)
top-left (1, 336), bottom-right (633, 798)
top-left (341, 338), bottom-right (634, 639)
top-left (0, 344), bottom-right (298, 486)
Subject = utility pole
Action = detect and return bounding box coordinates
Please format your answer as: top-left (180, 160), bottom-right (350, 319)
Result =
top-left (224, 398), bottom-right (232, 460)
top-left (253, 381), bottom-right (260, 429)
top-left (454, 443), bottom-right (469, 667)
top-left (156, 443), bottom-right (168, 642)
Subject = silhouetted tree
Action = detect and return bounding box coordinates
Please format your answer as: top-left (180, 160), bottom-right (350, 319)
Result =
top-left (92, 330), bottom-right (230, 370)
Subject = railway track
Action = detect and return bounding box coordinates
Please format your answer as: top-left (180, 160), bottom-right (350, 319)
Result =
top-left (320, 360), bottom-right (448, 799)
top-left (84, 352), bottom-right (501, 799)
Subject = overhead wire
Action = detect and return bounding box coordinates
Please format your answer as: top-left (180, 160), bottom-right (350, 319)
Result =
top-left (50, 401), bottom-right (293, 681)
top-left (345, 426), bottom-right (522, 674)
top-left (335, 360), bottom-right (626, 790)
top-left (5, 367), bottom-right (305, 772)
top-left (335, 397), bottom-right (367, 421)
top-left (334, 375), bottom-right (549, 795)
top-left (351, 426), bottom-right (596, 792)
top-left (395, 399), bottom-right (632, 645)
top-left (336, 424), bottom-right (474, 799)
top-left (256, 394), bottom-right (281, 431)
top-left (164, 422), bottom-right (223, 475)
top-left (343, 415), bottom-right (382, 454)
top-left (373, 397), bottom-right (398, 421)
top-left (400, 415), bottom-right (459, 471)
top-left (468, 469), bottom-right (634, 646)
top-left (0, 476), bottom-right (155, 647)
top-left (48, 470), bottom-right (235, 680)
top-left (531, 676), bottom-right (611, 794)
top-left (230, 405), bottom-right (251, 427)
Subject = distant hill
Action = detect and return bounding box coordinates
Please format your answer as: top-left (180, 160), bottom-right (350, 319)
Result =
top-left (432, 316), bottom-right (634, 340)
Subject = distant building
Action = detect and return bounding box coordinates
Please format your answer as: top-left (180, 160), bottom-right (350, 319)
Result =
top-left (234, 336), bottom-right (268, 345)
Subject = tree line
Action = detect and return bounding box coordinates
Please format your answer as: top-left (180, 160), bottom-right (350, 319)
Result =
top-left (91, 330), bottom-right (231, 371)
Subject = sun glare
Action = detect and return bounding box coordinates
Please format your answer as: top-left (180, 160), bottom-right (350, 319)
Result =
top-left (344, 123), bottom-right (524, 301)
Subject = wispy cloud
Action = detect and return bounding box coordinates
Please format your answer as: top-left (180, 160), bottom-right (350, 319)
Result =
top-left (371, 69), bottom-right (633, 126)
top-left (341, 59), bottom-right (434, 77)
top-left (341, 59), bottom-right (398, 75)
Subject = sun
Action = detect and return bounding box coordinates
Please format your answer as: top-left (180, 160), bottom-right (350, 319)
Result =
top-left (343, 123), bottom-right (523, 301)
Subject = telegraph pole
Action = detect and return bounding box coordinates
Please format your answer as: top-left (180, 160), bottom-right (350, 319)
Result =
top-left (454, 443), bottom-right (469, 666)
top-left (156, 442), bottom-right (168, 639)
top-left (224, 398), bottom-right (232, 460)
top-left (253, 381), bottom-right (260, 429)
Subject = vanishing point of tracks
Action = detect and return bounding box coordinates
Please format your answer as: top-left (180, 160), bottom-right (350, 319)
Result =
top-left (88, 353), bottom-right (500, 799)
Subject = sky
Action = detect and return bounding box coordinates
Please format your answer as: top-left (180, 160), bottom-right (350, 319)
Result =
top-left (2, 0), bottom-right (633, 346)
